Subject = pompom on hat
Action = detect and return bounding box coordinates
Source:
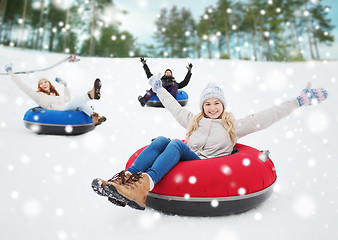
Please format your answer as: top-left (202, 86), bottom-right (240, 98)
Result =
top-left (200, 83), bottom-right (226, 109)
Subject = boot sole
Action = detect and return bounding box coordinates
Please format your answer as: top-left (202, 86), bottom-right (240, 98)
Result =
top-left (91, 178), bottom-right (108, 197)
top-left (138, 96), bottom-right (146, 107)
top-left (105, 184), bottom-right (145, 210)
top-left (92, 179), bottom-right (126, 207)
top-left (108, 197), bottom-right (127, 207)
top-left (94, 79), bottom-right (102, 100)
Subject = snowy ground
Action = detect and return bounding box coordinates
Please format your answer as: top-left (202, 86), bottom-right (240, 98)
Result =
top-left (0, 46), bottom-right (337, 240)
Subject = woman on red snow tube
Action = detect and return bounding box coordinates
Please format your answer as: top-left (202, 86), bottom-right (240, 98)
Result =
top-left (124, 141), bottom-right (276, 216)
top-left (92, 75), bottom-right (328, 215)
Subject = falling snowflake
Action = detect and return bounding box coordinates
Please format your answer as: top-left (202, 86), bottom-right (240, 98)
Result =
top-left (8, 165), bottom-right (14, 171)
top-left (57, 231), bottom-right (68, 240)
top-left (238, 188), bottom-right (246, 195)
top-left (221, 165), bottom-right (232, 176)
top-left (20, 154), bottom-right (30, 165)
top-left (242, 158), bottom-right (251, 166)
top-left (174, 173), bottom-right (183, 183)
top-left (273, 184), bottom-right (281, 193)
top-left (216, 229), bottom-right (238, 240)
top-left (54, 164), bottom-right (63, 173)
top-left (67, 167), bottom-right (76, 175)
top-left (306, 110), bottom-right (329, 133)
top-left (69, 141), bottom-right (77, 149)
top-left (65, 125), bottom-right (73, 133)
top-left (211, 199), bottom-right (219, 208)
top-left (189, 176), bottom-right (197, 184)
top-left (83, 132), bottom-right (106, 152)
top-left (30, 124), bottom-right (41, 133)
top-left (285, 130), bottom-right (294, 139)
top-left (15, 97), bottom-right (24, 105)
top-left (293, 194), bottom-right (316, 218)
top-left (138, 212), bottom-right (157, 229)
top-left (11, 191), bottom-right (20, 199)
top-left (254, 212), bottom-right (262, 221)
top-left (23, 199), bottom-right (41, 217)
top-left (308, 158), bottom-right (316, 167)
top-left (55, 208), bottom-right (64, 216)
top-left (153, 115), bottom-right (162, 124)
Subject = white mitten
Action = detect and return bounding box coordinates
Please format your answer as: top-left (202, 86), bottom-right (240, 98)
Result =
top-left (149, 73), bottom-right (162, 93)
top-left (296, 82), bottom-right (328, 107)
top-left (55, 77), bottom-right (67, 87)
top-left (5, 63), bottom-right (13, 72)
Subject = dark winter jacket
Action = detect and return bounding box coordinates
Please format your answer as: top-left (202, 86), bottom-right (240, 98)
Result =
top-left (161, 76), bottom-right (175, 88)
top-left (143, 63), bottom-right (192, 89)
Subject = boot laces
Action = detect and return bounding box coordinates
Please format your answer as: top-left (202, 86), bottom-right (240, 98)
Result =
top-left (108, 170), bottom-right (128, 184)
top-left (124, 172), bottom-right (144, 188)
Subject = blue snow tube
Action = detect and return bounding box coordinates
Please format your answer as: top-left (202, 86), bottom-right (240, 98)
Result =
top-left (23, 107), bottom-right (95, 135)
top-left (146, 90), bottom-right (188, 107)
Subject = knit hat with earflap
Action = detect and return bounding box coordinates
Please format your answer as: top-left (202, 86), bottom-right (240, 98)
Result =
top-left (199, 83), bottom-right (226, 109)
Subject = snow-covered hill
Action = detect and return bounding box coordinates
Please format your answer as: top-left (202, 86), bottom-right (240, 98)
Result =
top-left (0, 46), bottom-right (337, 240)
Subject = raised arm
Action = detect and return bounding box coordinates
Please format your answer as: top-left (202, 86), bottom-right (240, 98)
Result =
top-left (177, 63), bottom-right (192, 89)
top-left (8, 70), bottom-right (44, 103)
top-left (149, 73), bottom-right (194, 129)
top-left (235, 99), bottom-right (300, 139)
top-left (157, 88), bottom-right (194, 129)
top-left (6, 64), bottom-right (70, 107)
top-left (140, 57), bottom-right (153, 79)
top-left (235, 83), bottom-right (328, 139)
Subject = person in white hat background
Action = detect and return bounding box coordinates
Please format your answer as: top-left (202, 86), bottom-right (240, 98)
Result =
top-left (5, 63), bottom-right (106, 126)
top-left (92, 73), bottom-right (328, 210)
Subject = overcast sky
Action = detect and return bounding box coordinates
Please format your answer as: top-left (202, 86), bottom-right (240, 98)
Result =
top-left (112, 0), bottom-right (338, 59)
top-left (112, 0), bottom-right (216, 44)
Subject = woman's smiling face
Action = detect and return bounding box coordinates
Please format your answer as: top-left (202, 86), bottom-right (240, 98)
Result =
top-left (38, 79), bottom-right (50, 92)
top-left (203, 98), bottom-right (224, 119)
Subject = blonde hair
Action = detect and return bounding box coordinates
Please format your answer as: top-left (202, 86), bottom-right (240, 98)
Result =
top-left (185, 109), bottom-right (236, 145)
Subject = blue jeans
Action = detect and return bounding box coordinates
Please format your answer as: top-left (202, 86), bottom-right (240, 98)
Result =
top-left (127, 136), bottom-right (200, 184)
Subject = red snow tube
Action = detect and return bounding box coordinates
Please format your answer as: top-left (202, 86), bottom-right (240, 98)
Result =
top-left (125, 143), bottom-right (276, 216)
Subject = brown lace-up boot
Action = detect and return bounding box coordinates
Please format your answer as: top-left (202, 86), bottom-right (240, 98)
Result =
top-left (91, 170), bottom-right (131, 207)
top-left (91, 112), bottom-right (106, 126)
top-left (88, 78), bottom-right (102, 100)
top-left (105, 172), bottom-right (150, 210)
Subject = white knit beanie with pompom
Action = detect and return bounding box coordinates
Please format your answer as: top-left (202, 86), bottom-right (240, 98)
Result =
top-left (199, 83), bottom-right (226, 109)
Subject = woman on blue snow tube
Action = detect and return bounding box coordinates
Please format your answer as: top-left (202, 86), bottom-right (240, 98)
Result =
top-left (5, 63), bottom-right (106, 133)
top-left (137, 57), bottom-right (192, 107)
top-left (92, 74), bottom-right (328, 212)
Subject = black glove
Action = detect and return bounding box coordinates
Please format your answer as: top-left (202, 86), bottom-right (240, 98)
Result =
top-left (187, 63), bottom-right (193, 71)
top-left (140, 57), bottom-right (146, 64)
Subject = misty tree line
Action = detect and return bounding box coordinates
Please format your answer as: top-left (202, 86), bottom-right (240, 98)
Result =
top-left (0, 0), bottom-right (335, 61)
top-left (0, 0), bottom-right (138, 57)
top-left (150, 0), bottom-right (335, 61)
